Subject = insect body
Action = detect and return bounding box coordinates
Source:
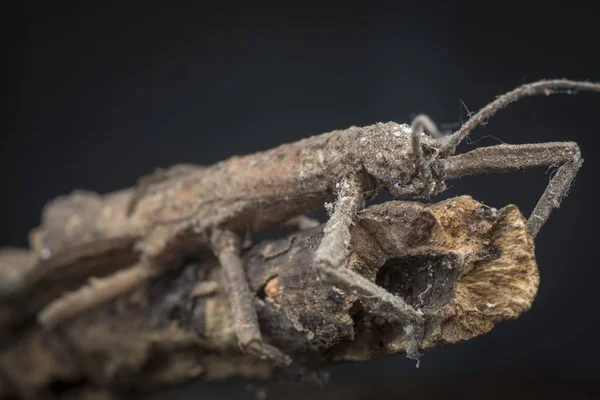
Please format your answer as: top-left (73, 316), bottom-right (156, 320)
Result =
top-left (2, 79), bottom-right (599, 366)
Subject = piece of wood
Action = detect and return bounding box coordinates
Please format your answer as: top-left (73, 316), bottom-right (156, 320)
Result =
top-left (0, 196), bottom-right (538, 399)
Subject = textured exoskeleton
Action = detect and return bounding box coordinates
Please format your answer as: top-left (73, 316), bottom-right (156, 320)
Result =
top-left (1, 79), bottom-right (598, 366)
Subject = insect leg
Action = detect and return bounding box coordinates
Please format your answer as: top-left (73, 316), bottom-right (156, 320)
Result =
top-left (38, 261), bottom-right (159, 329)
top-left (317, 259), bottom-right (425, 360)
top-left (210, 229), bottom-right (291, 367)
top-left (314, 174), bottom-right (366, 271)
top-left (311, 175), bottom-right (425, 359)
top-left (442, 141), bottom-right (582, 238)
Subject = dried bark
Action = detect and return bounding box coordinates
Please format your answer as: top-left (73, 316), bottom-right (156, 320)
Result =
top-left (0, 196), bottom-right (538, 399)
top-left (2, 80), bottom-right (594, 374)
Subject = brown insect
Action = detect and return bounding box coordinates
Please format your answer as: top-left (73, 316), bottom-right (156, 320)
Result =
top-left (1, 79), bottom-right (598, 366)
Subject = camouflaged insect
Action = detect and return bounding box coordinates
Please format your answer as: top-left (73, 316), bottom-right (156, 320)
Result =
top-left (1, 79), bottom-right (598, 366)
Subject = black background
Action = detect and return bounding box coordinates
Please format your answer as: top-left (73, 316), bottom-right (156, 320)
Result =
top-left (4, 3), bottom-right (600, 399)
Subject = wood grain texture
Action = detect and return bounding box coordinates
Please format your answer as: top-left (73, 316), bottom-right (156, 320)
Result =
top-left (0, 196), bottom-right (538, 399)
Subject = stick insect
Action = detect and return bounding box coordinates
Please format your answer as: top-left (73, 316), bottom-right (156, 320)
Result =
top-left (3, 79), bottom-right (599, 366)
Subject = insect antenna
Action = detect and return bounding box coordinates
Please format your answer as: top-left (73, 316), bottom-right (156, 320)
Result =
top-left (441, 79), bottom-right (600, 155)
top-left (410, 114), bottom-right (442, 176)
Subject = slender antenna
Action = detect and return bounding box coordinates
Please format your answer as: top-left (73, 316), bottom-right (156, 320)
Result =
top-left (442, 79), bottom-right (600, 154)
top-left (410, 114), bottom-right (441, 175)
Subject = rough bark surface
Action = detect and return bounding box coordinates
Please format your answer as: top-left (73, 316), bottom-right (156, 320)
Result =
top-left (0, 196), bottom-right (539, 399)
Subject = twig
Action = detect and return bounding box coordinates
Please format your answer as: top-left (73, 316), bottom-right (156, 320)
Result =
top-left (0, 196), bottom-right (539, 398)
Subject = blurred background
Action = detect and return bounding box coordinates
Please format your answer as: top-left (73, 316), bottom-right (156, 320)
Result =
top-left (4, 2), bottom-right (600, 399)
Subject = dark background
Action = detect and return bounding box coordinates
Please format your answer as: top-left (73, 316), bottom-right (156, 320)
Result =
top-left (4, 3), bottom-right (600, 399)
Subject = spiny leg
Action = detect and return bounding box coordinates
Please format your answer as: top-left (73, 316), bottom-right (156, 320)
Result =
top-left (210, 229), bottom-right (291, 367)
top-left (441, 79), bottom-right (600, 154)
top-left (442, 141), bottom-right (582, 238)
top-left (38, 261), bottom-right (159, 329)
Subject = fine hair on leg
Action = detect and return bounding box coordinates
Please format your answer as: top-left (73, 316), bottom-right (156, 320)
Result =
top-left (441, 79), bottom-right (600, 154)
top-left (442, 142), bottom-right (582, 237)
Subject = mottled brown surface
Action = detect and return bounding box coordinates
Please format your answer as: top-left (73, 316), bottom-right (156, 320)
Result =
top-left (0, 196), bottom-right (538, 399)
top-left (9, 121), bottom-right (449, 301)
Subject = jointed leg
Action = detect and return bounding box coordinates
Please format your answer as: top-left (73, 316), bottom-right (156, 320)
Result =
top-left (314, 174), bottom-right (367, 270)
top-left (38, 261), bottom-right (159, 329)
top-left (442, 141), bottom-right (582, 238)
top-left (317, 261), bottom-right (425, 360)
top-left (314, 175), bottom-right (425, 360)
top-left (210, 229), bottom-right (291, 367)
